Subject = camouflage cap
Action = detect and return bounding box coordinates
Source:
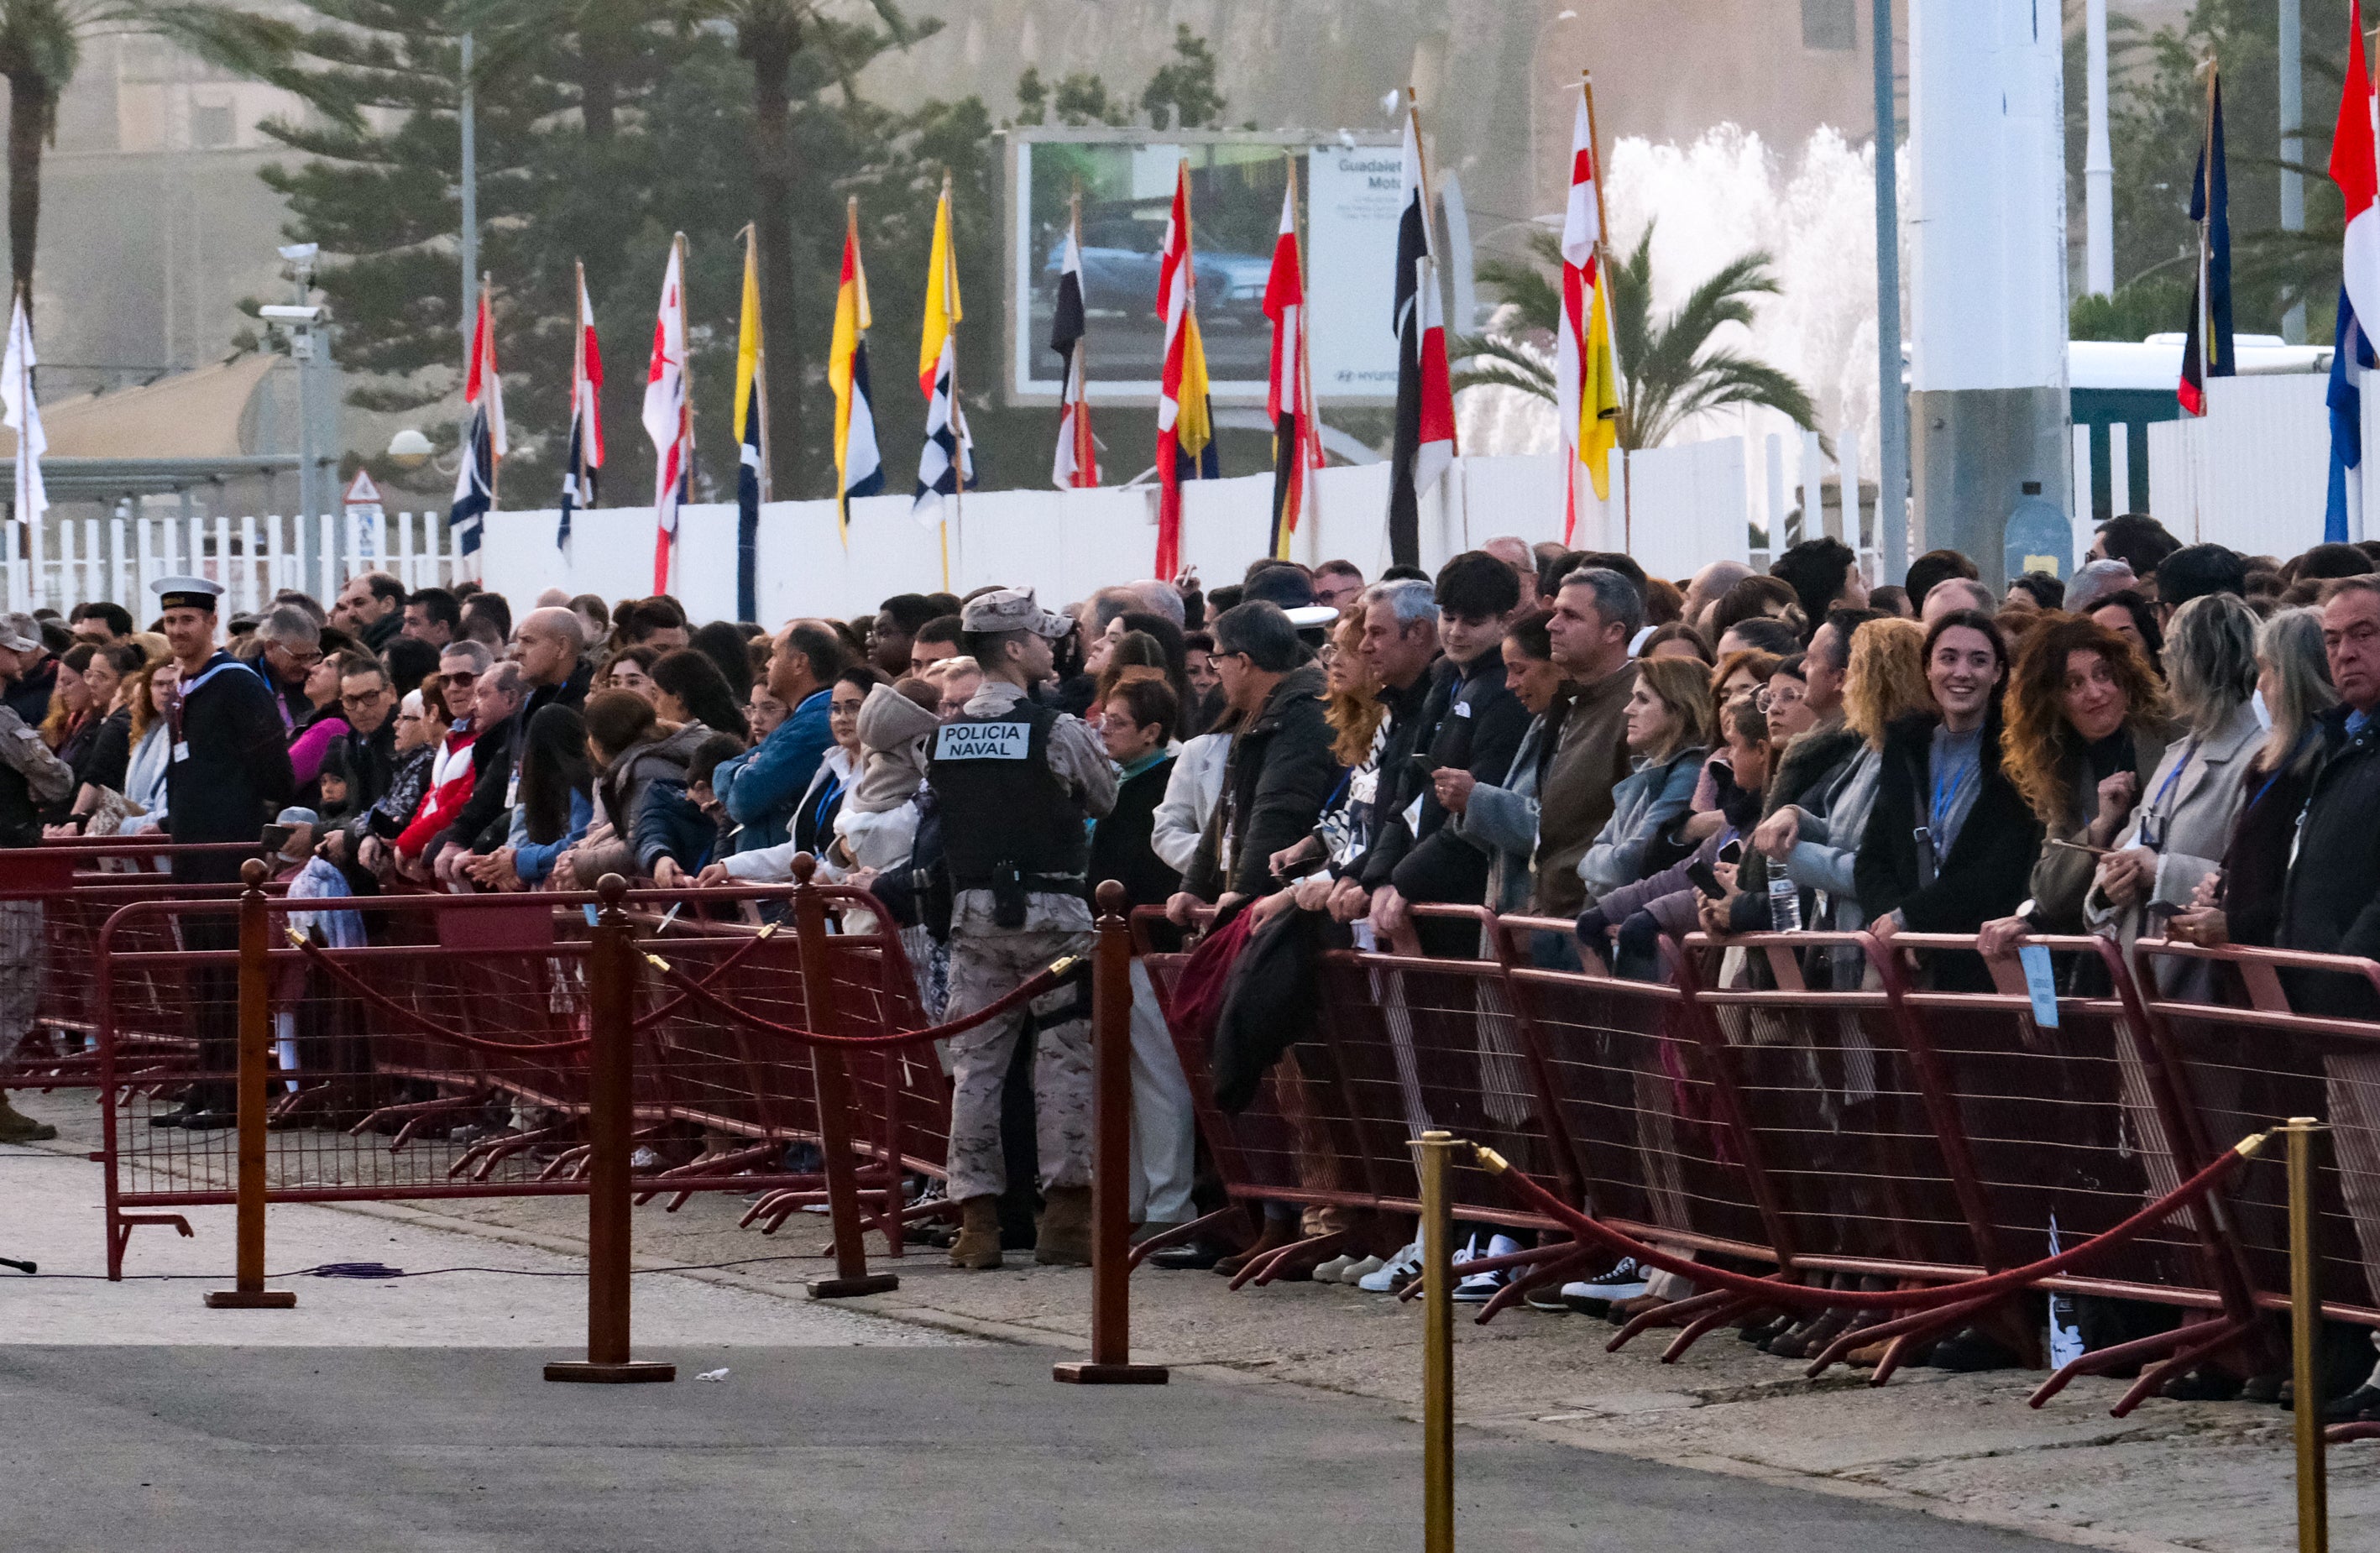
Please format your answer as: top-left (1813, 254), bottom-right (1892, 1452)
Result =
top-left (958, 587), bottom-right (1071, 639)
top-left (0, 611), bottom-right (39, 653)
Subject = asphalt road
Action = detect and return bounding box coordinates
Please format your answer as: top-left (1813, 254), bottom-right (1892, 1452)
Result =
top-left (0, 1344), bottom-right (2081, 1552)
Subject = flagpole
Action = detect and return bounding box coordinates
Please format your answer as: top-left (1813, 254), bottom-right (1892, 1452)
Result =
top-left (480, 273), bottom-right (496, 512)
top-left (749, 226), bottom-right (772, 505)
top-left (939, 167), bottom-right (957, 593)
top-left (1069, 180), bottom-right (1096, 487)
top-left (1582, 71), bottom-right (1629, 552)
top-left (1288, 154), bottom-right (1322, 562)
top-left (840, 195), bottom-right (861, 545)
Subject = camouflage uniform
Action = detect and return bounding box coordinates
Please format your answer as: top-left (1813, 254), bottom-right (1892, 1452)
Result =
top-left (936, 673), bottom-right (1116, 1203)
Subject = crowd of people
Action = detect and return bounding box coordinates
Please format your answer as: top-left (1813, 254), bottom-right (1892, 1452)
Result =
top-left (6, 510), bottom-right (2380, 1412)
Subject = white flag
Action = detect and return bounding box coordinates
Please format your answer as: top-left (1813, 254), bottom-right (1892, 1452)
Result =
top-left (3, 295), bottom-right (44, 526)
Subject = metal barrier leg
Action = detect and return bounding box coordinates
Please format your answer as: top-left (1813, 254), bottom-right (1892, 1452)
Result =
top-left (1419, 1129), bottom-right (1456, 1553)
top-left (547, 876), bottom-right (674, 1383)
top-left (205, 860), bottom-right (295, 1311)
top-left (1056, 882), bottom-right (1168, 1384)
top-left (2288, 1117), bottom-right (2329, 1553)
top-left (789, 860), bottom-right (899, 1300)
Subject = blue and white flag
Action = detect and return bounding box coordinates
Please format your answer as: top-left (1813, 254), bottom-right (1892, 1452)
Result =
top-left (448, 280), bottom-right (503, 556)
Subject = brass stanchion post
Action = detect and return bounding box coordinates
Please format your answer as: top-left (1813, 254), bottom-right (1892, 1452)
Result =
top-left (789, 855), bottom-right (899, 1299)
top-left (207, 859), bottom-right (296, 1310)
top-left (2288, 1116), bottom-right (2329, 1553)
top-left (547, 875), bottom-right (674, 1383)
top-left (1056, 881), bottom-right (1168, 1384)
top-left (1419, 1128), bottom-right (1457, 1553)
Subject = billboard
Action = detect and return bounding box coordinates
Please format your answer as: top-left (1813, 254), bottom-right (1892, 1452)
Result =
top-left (1004, 128), bottom-right (1403, 407)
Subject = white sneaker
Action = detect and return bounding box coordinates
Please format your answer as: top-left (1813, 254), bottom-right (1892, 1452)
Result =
top-left (1357, 1238), bottom-right (1424, 1292)
top-left (1337, 1254), bottom-right (1385, 1285)
top-left (1560, 1257), bottom-right (1650, 1315)
top-left (1309, 1252), bottom-right (1359, 1284)
top-left (1452, 1234), bottom-right (1519, 1304)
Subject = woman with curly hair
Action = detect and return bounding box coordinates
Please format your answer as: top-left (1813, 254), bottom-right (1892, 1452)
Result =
top-left (1978, 614), bottom-right (2169, 951)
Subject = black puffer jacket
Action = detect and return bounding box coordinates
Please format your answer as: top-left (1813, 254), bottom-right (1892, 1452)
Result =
top-left (2279, 706), bottom-right (2380, 1016)
top-left (1855, 709), bottom-right (2041, 937)
top-left (1188, 664), bottom-right (1339, 902)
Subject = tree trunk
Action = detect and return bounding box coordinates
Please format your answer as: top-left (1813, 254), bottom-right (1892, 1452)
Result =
top-left (7, 71), bottom-right (49, 313)
top-left (743, 22), bottom-right (804, 499)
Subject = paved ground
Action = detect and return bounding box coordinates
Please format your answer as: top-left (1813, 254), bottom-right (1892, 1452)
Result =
top-left (9, 1085), bottom-right (2377, 1552)
top-left (2, 1345), bottom-right (2087, 1553)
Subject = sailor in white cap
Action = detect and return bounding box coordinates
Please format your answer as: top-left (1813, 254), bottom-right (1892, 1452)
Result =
top-left (147, 573), bottom-right (295, 1128)
top-left (925, 587), bottom-right (1117, 1270)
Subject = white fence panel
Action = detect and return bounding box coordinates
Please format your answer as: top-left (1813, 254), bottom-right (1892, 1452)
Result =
top-left (1625, 439), bottom-right (1750, 583)
top-left (2148, 374), bottom-right (2330, 559)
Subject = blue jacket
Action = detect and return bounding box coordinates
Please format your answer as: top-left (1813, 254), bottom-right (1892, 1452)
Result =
top-left (718, 687), bottom-right (831, 852)
top-left (509, 788), bottom-right (592, 885)
top-left (636, 778), bottom-right (722, 875)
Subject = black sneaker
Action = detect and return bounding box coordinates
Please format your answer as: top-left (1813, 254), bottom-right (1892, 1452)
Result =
top-left (1924, 1326), bottom-right (2020, 1373)
top-left (1559, 1258), bottom-right (1650, 1317)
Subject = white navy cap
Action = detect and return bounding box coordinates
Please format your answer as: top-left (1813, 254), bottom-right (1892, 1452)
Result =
top-left (151, 575), bottom-right (226, 613)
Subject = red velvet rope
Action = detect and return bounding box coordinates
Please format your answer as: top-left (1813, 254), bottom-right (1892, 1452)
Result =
top-left (283, 930), bottom-right (592, 1054)
top-left (628, 924), bottom-right (782, 1031)
top-left (1477, 1132), bottom-right (2268, 1312)
top-left (643, 950), bottom-right (1080, 1049)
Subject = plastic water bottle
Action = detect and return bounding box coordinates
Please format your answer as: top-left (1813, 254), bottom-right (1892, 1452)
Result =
top-left (1767, 875), bottom-right (1802, 933)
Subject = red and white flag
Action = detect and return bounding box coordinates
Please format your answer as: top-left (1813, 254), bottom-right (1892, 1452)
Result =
top-left (1154, 161), bottom-right (1216, 580)
top-left (1263, 174), bottom-right (1322, 560)
top-left (642, 235), bottom-right (692, 593)
top-left (1387, 100), bottom-right (1456, 567)
top-left (2337, 0), bottom-right (2380, 332)
top-left (447, 278), bottom-right (504, 559)
top-left (1557, 89), bottom-right (1622, 542)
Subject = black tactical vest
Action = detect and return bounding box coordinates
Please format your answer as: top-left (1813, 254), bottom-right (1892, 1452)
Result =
top-left (928, 698), bottom-right (1091, 893)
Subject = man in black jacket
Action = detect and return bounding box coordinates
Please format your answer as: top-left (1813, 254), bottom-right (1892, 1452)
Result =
top-left (317, 657), bottom-right (400, 876)
top-left (335, 572), bottom-right (407, 652)
top-left (1174, 602), bottom-right (1337, 911)
top-left (433, 658), bottom-right (526, 874)
top-left (1321, 579), bottom-right (1439, 933)
top-left (152, 576), bottom-right (296, 1127)
top-left (2282, 577), bottom-right (2380, 1016)
top-left (1388, 552), bottom-right (1531, 954)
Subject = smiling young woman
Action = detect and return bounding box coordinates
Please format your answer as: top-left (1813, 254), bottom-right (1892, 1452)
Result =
top-left (1853, 609), bottom-right (2043, 980)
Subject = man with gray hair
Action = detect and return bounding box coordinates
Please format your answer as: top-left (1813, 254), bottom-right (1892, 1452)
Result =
top-left (1123, 578), bottom-right (1186, 627)
top-left (2064, 557), bottom-right (2137, 617)
top-left (254, 604), bottom-right (325, 729)
top-left (1536, 566), bottom-right (1645, 923)
top-left (513, 605), bottom-right (592, 718)
top-left (1316, 578), bottom-right (1441, 929)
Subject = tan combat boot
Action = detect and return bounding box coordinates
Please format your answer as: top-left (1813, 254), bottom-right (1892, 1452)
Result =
top-left (0, 1093), bottom-right (56, 1144)
top-left (948, 1195), bottom-right (1003, 1270)
top-left (1036, 1185), bottom-right (1094, 1267)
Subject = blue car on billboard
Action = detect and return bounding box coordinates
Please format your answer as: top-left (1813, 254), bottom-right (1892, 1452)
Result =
top-left (1045, 209), bottom-right (1272, 328)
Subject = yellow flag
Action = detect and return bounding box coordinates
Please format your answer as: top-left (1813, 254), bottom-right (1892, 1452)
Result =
top-left (918, 178), bottom-right (960, 397)
top-left (734, 228), bottom-right (762, 446)
top-left (1580, 278), bottom-right (1620, 501)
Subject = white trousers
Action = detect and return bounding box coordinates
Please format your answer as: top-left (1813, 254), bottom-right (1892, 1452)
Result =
top-left (1127, 960), bottom-right (1197, 1225)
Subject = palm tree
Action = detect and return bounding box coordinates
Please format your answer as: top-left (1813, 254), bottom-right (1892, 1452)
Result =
top-left (0, 3), bottom-right (327, 313)
top-left (1455, 224), bottom-right (1823, 452)
top-left (672, 0), bottom-right (916, 497)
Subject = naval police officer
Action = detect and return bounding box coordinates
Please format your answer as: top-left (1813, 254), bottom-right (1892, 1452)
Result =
top-left (149, 575), bottom-right (295, 1128)
top-left (928, 588), bottom-right (1116, 1269)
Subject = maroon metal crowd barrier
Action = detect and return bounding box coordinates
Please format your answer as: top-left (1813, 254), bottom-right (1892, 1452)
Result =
top-left (1127, 901), bottom-right (2380, 1418)
top-left (87, 873), bottom-right (955, 1284)
top-left (2, 839), bottom-right (271, 1092)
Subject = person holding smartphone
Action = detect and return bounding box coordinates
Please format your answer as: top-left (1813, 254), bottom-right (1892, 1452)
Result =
top-left (2083, 593), bottom-right (2264, 978)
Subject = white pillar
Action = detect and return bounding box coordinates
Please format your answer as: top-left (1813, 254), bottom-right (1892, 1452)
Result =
top-left (1765, 432), bottom-right (1786, 554)
top-left (109, 514), bottom-right (127, 604)
top-left (135, 518), bottom-right (155, 605)
top-left (2083, 0), bottom-right (2113, 297)
top-left (55, 517), bottom-right (75, 608)
top-left (2107, 421), bottom-right (2131, 515)
top-left (1799, 428), bottom-right (1825, 549)
top-left (27, 513), bottom-right (44, 614)
top-left (2071, 421), bottom-right (2095, 567)
top-left (1837, 431), bottom-right (1861, 554)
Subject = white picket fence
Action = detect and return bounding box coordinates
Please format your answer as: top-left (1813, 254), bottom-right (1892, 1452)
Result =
top-left (2, 510), bottom-right (468, 617)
